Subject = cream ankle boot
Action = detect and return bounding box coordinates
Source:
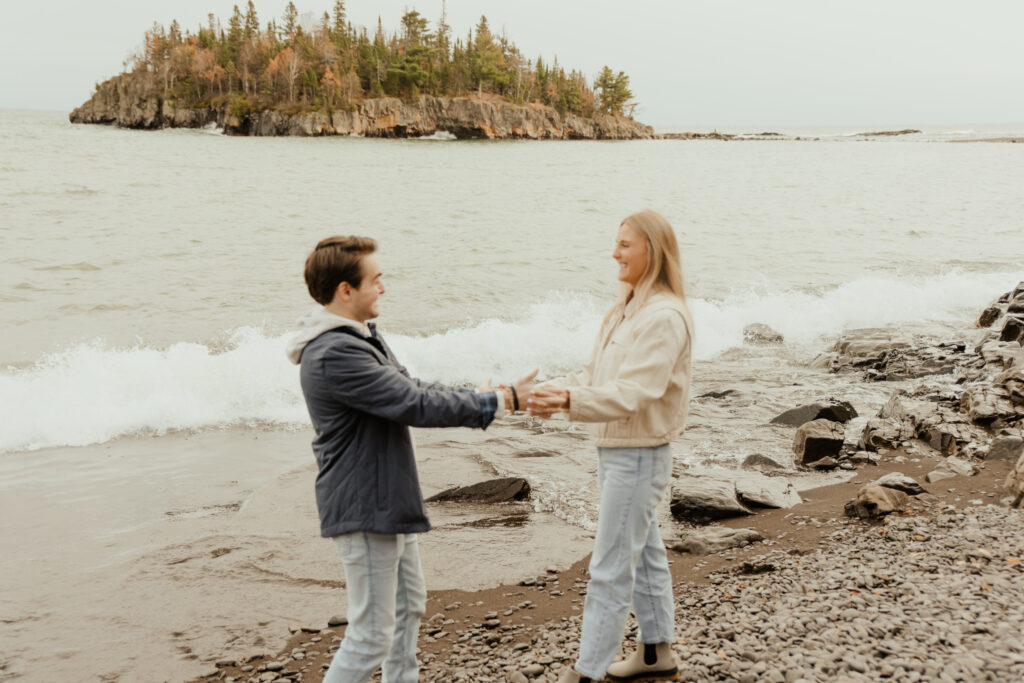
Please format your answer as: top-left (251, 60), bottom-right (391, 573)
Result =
top-left (557, 667), bottom-right (598, 683)
top-left (605, 642), bottom-right (679, 682)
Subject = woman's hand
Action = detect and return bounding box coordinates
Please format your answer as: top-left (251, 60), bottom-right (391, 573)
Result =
top-left (528, 385), bottom-right (570, 418)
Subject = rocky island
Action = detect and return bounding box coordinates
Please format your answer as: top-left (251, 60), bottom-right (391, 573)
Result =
top-left (69, 4), bottom-right (653, 140)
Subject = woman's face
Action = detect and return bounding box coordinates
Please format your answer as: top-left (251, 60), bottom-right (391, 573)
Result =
top-left (613, 222), bottom-right (647, 287)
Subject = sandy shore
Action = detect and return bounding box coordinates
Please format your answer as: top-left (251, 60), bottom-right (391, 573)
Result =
top-left (0, 425), bottom-right (595, 682)
top-left (190, 453), bottom-right (1021, 683)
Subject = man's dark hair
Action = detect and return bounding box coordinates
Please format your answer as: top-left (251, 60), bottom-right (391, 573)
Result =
top-left (304, 236), bottom-right (378, 305)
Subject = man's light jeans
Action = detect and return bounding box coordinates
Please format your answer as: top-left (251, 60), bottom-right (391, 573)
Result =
top-left (323, 532), bottom-right (426, 683)
top-left (575, 444), bottom-right (675, 679)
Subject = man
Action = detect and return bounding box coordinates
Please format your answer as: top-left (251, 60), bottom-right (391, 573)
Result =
top-left (286, 235), bottom-right (533, 683)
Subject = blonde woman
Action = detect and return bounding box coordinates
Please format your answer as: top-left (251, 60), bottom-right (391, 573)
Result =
top-left (530, 210), bottom-right (693, 683)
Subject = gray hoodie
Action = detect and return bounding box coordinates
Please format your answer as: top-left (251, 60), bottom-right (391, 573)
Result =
top-left (288, 309), bottom-right (497, 537)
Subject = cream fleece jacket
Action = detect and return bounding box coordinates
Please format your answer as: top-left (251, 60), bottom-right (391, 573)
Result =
top-left (552, 292), bottom-right (693, 447)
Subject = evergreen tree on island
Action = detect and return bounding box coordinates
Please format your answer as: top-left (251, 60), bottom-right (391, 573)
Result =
top-left (121, 3), bottom-right (637, 120)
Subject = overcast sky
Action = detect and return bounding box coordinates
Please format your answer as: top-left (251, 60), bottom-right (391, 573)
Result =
top-left (2, 0), bottom-right (1022, 126)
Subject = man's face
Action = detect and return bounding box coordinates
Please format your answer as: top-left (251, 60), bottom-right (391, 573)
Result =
top-left (349, 253), bottom-right (385, 322)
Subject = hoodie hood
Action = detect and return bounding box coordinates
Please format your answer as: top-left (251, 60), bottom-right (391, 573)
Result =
top-left (286, 309), bottom-right (371, 365)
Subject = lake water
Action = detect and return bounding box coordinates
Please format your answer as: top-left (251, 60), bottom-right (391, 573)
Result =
top-left (2, 111), bottom-right (1022, 460)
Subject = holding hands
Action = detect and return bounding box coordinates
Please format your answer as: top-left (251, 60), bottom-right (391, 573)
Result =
top-left (527, 385), bottom-right (570, 418)
top-left (480, 369), bottom-right (539, 414)
top-left (478, 371), bottom-right (569, 418)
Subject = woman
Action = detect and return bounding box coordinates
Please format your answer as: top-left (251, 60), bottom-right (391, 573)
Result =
top-left (529, 210), bottom-right (693, 683)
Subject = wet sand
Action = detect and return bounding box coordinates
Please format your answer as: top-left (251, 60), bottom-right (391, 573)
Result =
top-left (0, 426), bottom-right (594, 682)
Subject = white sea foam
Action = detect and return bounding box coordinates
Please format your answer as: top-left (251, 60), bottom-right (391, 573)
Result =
top-left (417, 130), bottom-right (458, 140)
top-left (1, 271), bottom-right (1020, 454)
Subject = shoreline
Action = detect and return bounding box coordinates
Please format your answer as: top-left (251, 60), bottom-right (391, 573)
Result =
top-left (191, 454), bottom-right (1021, 682)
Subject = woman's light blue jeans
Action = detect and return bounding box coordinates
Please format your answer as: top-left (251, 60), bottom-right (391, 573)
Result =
top-left (323, 532), bottom-right (426, 683)
top-left (575, 444), bottom-right (675, 679)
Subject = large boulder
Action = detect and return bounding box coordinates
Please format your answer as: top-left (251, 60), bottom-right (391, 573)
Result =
top-left (1000, 316), bottom-right (1024, 345)
top-left (741, 453), bottom-right (786, 471)
top-left (978, 305), bottom-right (1002, 328)
top-left (979, 341), bottom-right (1023, 368)
top-left (986, 436), bottom-right (1024, 462)
top-left (670, 476), bottom-right (752, 523)
top-left (793, 419), bottom-right (845, 465)
top-left (998, 367), bottom-right (1024, 404)
top-left (770, 399), bottom-right (858, 426)
top-left (425, 477), bottom-right (530, 503)
top-left (734, 476), bottom-right (803, 509)
top-left (844, 485), bottom-right (909, 519)
top-left (960, 387), bottom-right (1019, 425)
top-left (743, 323), bottom-right (784, 345)
top-left (925, 457), bottom-right (976, 483)
top-left (858, 417), bottom-right (912, 452)
top-left (833, 329), bottom-right (911, 364)
top-left (669, 527), bottom-right (763, 555)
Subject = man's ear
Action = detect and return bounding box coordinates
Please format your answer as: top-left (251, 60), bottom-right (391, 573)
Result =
top-left (335, 281), bottom-right (351, 301)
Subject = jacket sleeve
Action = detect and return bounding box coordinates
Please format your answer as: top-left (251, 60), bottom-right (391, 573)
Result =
top-left (567, 309), bottom-right (689, 423)
top-left (319, 342), bottom-right (495, 429)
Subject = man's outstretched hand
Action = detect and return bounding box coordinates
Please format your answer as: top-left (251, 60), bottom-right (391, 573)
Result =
top-left (511, 369), bottom-right (539, 411)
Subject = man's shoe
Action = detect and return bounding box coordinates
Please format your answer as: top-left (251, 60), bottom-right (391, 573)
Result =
top-left (558, 667), bottom-right (599, 683)
top-left (605, 642), bottom-right (680, 682)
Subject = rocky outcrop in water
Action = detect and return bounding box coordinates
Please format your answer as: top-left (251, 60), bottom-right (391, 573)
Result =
top-left (69, 74), bottom-right (655, 140)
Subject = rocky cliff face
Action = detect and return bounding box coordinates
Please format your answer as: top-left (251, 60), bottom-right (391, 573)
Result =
top-left (69, 74), bottom-right (655, 140)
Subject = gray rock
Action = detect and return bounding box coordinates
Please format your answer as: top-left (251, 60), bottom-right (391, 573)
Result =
top-left (987, 436), bottom-right (1024, 462)
top-left (1000, 316), bottom-right (1024, 345)
top-left (793, 419), bottom-right (845, 465)
top-left (998, 366), bottom-right (1024, 403)
top-left (425, 477), bottom-right (530, 503)
top-left (735, 476), bottom-right (803, 509)
top-left (810, 456), bottom-right (840, 470)
top-left (960, 387), bottom-right (1019, 425)
top-left (670, 476), bottom-right (752, 523)
top-left (327, 615), bottom-right (348, 627)
top-left (770, 400), bottom-right (858, 426)
top-left (741, 453), bottom-right (786, 471)
top-left (670, 527), bottom-right (763, 554)
top-left (980, 340), bottom-right (1023, 368)
top-left (926, 457), bottom-right (976, 483)
top-left (849, 450), bottom-right (881, 465)
top-left (978, 305), bottom-right (1002, 328)
top-left (844, 485), bottom-right (909, 518)
top-left (869, 472), bottom-right (927, 496)
top-left (521, 663), bottom-right (545, 677)
top-left (743, 323), bottom-right (784, 345)
top-left (858, 417), bottom-right (912, 452)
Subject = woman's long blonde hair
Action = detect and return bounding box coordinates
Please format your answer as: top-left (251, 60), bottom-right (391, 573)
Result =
top-left (603, 209), bottom-right (687, 327)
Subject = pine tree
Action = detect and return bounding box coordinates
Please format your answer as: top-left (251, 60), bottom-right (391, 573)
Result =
top-left (281, 2), bottom-right (298, 40)
top-left (243, 1), bottom-right (259, 37)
